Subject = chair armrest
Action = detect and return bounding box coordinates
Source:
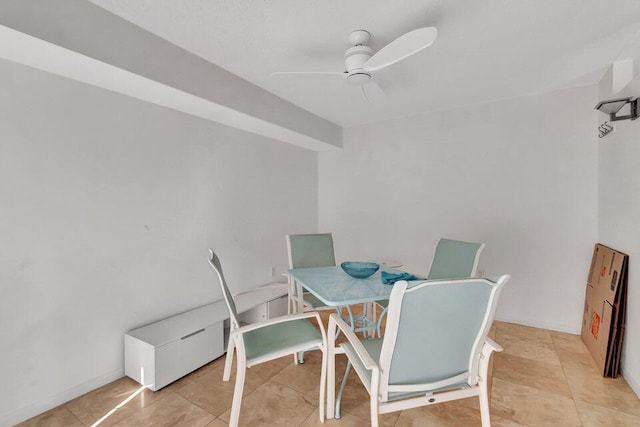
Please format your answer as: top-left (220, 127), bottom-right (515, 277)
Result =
top-left (233, 311), bottom-right (323, 335)
top-left (482, 337), bottom-right (504, 355)
top-left (329, 312), bottom-right (378, 370)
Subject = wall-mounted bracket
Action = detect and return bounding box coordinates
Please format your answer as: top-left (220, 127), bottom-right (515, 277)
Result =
top-left (595, 97), bottom-right (638, 122)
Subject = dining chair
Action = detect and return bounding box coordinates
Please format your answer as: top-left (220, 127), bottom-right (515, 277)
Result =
top-left (208, 249), bottom-right (328, 426)
top-left (328, 275), bottom-right (510, 427)
top-left (286, 233), bottom-right (338, 314)
top-left (375, 237), bottom-right (485, 336)
top-left (286, 233), bottom-right (346, 363)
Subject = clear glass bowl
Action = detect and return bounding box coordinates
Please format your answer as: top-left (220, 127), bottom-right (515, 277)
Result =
top-left (340, 261), bottom-right (380, 279)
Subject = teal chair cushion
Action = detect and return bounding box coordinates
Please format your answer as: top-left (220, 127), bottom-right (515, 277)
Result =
top-left (388, 280), bottom-right (492, 385)
top-left (288, 233), bottom-right (337, 311)
top-left (243, 318), bottom-right (323, 362)
top-left (341, 337), bottom-right (469, 401)
top-left (427, 238), bottom-right (483, 280)
top-left (288, 233), bottom-right (336, 269)
top-left (303, 292), bottom-right (330, 309)
top-left (376, 238), bottom-right (483, 319)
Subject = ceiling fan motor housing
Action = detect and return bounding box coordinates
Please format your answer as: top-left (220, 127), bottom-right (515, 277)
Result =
top-left (344, 45), bottom-right (373, 84)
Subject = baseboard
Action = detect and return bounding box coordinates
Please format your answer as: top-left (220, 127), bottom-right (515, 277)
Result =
top-left (0, 368), bottom-right (124, 427)
top-left (620, 366), bottom-right (640, 399)
top-left (494, 313), bottom-right (581, 335)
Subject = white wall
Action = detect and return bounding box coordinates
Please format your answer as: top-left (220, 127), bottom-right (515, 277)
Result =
top-left (598, 77), bottom-right (640, 395)
top-left (319, 85), bottom-right (598, 333)
top-left (0, 59), bottom-right (318, 425)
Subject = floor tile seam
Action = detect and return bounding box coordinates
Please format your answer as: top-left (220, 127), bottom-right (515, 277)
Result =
top-left (162, 380), bottom-right (193, 393)
top-left (562, 366), bottom-right (631, 388)
top-left (258, 378), bottom-right (320, 425)
top-left (555, 362), bottom-right (587, 427)
top-left (495, 350), bottom-right (565, 367)
top-left (549, 344), bottom-right (590, 422)
top-left (61, 404), bottom-right (87, 427)
top-left (551, 335), bottom-right (586, 351)
top-left (495, 330), bottom-right (555, 345)
top-left (248, 364), bottom-right (291, 382)
top-left (170, 390), bottom-right (224, 419)
top-left (273, 379), bottom-right (327, 409)
top-left (491, 376), bottom-right (575, 401)
top-left (570, 393), bottom-right (640, 418)
top-left (63, 401), bottom-right (104, 427)
top-left (102, 390), bottom-right (179, 427)
top-left (555, 347), bottom-right (583, 397)
top-left (496, 328), bottom-right (553, 344)
top-left (549, 334), bottom-right (592, 356)
top-left (498, 342), bottom-right (557, 355)
top-left (574, 399), bottom-right (640, 421)
top-left (339, 408), bottom-right (391, 426)
top-left (251, 376), bottom-right (322, 411)
top-left (499, 350), bottom-right (563, 367)
top-left (174, 386), bottom-right (235, 417)
top-left (493, 359), bottom-right (570, 387)
top-left (556, 355), bottom-right (640, 412)
top-left (268, 374), bottom-right (323, 404)
top-left (552, 347), bottom-right (593, 361)
top-left (297, 409), bottom-right (318, 427)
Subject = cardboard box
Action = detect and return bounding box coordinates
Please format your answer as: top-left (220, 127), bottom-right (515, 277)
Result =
top-left (581, 244), bottom-right (628, 377)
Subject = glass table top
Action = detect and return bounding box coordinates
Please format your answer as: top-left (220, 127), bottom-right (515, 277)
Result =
top-left (288, 265), bottom-right (406, 306)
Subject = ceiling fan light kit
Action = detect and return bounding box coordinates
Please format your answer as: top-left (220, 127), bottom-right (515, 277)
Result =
top-left (272, 26), bottom-right (438, 104)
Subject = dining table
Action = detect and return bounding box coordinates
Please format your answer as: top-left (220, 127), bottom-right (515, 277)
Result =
top-left (287, 264), bottom-right (410, 419)
top-left (288, 265), bottom-right (401, 306)
top-left (287, 265), bottom-right (404, 333)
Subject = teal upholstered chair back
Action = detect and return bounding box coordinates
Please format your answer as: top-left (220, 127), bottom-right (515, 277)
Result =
top-left (208, 249), bottom-right (240, 330)
top-left (286, 233), bottom-right (336, 269)
top-left (427, 238), bottom-right (485, 280)
top-left (379, 278), bottom-right (504, 395)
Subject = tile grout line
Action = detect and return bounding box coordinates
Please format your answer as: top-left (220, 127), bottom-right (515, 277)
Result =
top-left (163, 391), bottom-right (222, 424)
top-left (550, 332), bottom-right (640, 421)
top-left (183, 398), bottom-right (225, 422)
top-left (549, 334), bottom-right (586, 427)
top-left (63, 404), bottom-right (87, 427)
top-left (175, 378), bottom-right (236, 422)
top-left (260, 379), bottom-right (319, 427)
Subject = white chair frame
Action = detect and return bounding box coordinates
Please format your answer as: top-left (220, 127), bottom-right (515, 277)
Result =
top-left (209, 249), bottom-right (328, 426)
top-left (285, 233), bottom-right (340, 315)
top-left (374, 238), bottom-right (486, 337)
top-left (328, 275), bottom-right (509, 427)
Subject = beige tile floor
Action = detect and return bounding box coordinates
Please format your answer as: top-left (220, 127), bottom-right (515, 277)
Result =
top-left (17, 321), bottom-right (640, 427)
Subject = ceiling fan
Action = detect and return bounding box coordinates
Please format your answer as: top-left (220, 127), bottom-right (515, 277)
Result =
top-left (271, 27), bottom-right (437, 104)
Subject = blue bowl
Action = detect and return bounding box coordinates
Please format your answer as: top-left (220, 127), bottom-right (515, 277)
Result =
top-left (341, 261), bottom-right (380, 279)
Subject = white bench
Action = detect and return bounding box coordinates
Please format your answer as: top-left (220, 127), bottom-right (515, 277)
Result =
top-left (124, 282), bottom-right (288, 391)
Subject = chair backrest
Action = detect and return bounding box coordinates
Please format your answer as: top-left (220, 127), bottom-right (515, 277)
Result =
top-left (378, 275), bottom-right (509, 400)
top-left (426, 238), bottom-right (485, 280)
top-left (286, 233), bottom-right (336, 269)
top-left (208, 249), bottom-right (240, 330)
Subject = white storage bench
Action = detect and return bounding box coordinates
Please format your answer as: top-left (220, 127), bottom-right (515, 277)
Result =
top-left (235, 283), bottom-right (289, 324)
top-left (124, 282), bottom-right (288, 391)
top-left (124, 301), bottom-right (227, 391)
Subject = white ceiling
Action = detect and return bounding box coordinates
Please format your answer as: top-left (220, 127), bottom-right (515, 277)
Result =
top-left (90, 0), bottom-right (640, 127)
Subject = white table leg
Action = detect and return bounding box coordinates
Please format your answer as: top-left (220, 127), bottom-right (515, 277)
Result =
top-left (327, 319), bottom-right (336, 419)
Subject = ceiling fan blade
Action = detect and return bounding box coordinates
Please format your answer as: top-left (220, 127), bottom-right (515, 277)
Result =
top-left (361, 79), bottom-right (385, 105)
top-left (270, 71), bottom-right (346, 79)
top-left (364, 27), bottom-right (437, 73)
